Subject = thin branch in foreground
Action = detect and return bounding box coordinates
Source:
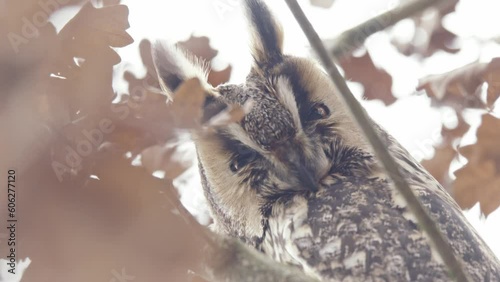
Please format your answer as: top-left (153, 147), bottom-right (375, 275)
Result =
top-left (283, 0), bottom-right (471, 281)
top-left (328, 0), bottom-right (449, 59)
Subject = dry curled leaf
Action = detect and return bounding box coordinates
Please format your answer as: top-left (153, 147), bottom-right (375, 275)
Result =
top-left (484, 59), bottom-right (500, 107)
top-left (421, 115), bottom-right (470, 189)
top-left (124, 39), bottom-right (161, 93)
top-left (339, 51), bottom-right (396, 105)
top-left (418, 58), bottom-right (500, 110)
top-left (177, 35), bottom-right (232, 86)
top-left (205, 101), bottom-right (253, 128)
top-left (141, 145), bottom-right (190, 179)
top-left (60, 2), bottom-right (133, 47)
top-left (97, 90), bottom-right (175, 157)
top-left (453, 114), bottom-right (500, 216)
top-left (421, 145), bottom-right (457, 188)
top-left (170, 78), bottom-right (207, 129)
top-left (441, 114), bottom-right (471, 143)
top-left (58, 2), bottom-right (133, 67)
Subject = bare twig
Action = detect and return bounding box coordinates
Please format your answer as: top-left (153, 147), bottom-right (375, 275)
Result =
top-left (328, 0), bottom-right (449, 59)
top-left (284, 0), bottom-right (472, 281)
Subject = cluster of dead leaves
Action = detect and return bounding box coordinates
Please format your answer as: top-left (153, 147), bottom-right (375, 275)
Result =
top-left (0, 1), bottom-right (236, 281)
top-left (417, 58), bottom-right (500, 216)
top-left (318, 0), bottom-right (500, 216)
top-left (405, 2), bottom-right (500, 216)
top-left (330, 0), bottom-right (463, 106)
top-left (339, 51), bottom-right (396, 105)
top-left (453, 115), bottom-right (500, 216)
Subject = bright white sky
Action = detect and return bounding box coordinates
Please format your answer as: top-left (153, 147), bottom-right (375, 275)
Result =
top-left (5, 1), bottom-right (500, 281)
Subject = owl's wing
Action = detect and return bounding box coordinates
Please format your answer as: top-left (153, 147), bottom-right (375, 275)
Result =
top-left (263, 174), bottom-right (500, 281)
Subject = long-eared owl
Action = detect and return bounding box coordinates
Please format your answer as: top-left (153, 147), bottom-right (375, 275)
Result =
top-left (153, 0), bottom-right (500, 280)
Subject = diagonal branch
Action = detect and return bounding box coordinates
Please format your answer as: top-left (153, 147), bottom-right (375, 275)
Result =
top-left (284, 0), bottom-right (471, 281)
top-left (328, 0), bottom-right (449, 59)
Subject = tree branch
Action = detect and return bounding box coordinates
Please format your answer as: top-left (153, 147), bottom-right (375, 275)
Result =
top-left (328, 0), bottom-right (449, 59)
top-left (284, 0), bottom-right (472, 281)
top-left (207, 236), bottom-right (320, 282)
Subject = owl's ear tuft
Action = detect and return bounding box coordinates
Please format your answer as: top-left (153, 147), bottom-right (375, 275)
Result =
top-left (244, 0), bottom-right (284, 69)
top-left (152, 42), bottom-right (210, 95)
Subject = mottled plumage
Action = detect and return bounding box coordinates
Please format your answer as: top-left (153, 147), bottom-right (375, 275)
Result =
top-left (154, 0), bottom-right (500, 280)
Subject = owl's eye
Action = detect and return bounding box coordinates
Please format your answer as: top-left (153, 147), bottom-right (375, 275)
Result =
top-left (230, 147), bottom-right (257, 172)
top-left (309, 103), bottom-right (330, 120)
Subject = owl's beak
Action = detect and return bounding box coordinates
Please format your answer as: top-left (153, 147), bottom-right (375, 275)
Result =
top-left (273, 142), bottom-right (319, 192)
top-left (296, 163), bottom-right (319, 192)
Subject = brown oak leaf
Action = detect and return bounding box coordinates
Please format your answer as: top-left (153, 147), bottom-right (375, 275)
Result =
top-left (170, 78), bottom-right (207, 129)
top-left (124, 39), bottom-right (161, 93)
top-left (141, 145), bottom-right (190, 179)
top-left (421, 115), bottom-right (470, 188)
top-left (417, 58), bottom-right (500, 110)
top-left (421, 144), bottom-right (457, 187)
top-left (177, 35), bottom-right (232, 86)
top-left (453, 114), bottom-right (500, 216)
top-left (339, 51), bottom-right (396, 105)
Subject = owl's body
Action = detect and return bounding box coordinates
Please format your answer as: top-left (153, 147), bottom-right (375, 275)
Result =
top-left (258, 137), bottom-right (499, 281)
top-left (154, 0), bottom-right (500, 280)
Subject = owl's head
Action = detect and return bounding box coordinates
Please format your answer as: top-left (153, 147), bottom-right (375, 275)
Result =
top-left (154, 0), bottom-right (374, 240)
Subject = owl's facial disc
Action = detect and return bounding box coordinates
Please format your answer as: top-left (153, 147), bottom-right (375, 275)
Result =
top-left (209, 66), bottom-right (336, 196)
